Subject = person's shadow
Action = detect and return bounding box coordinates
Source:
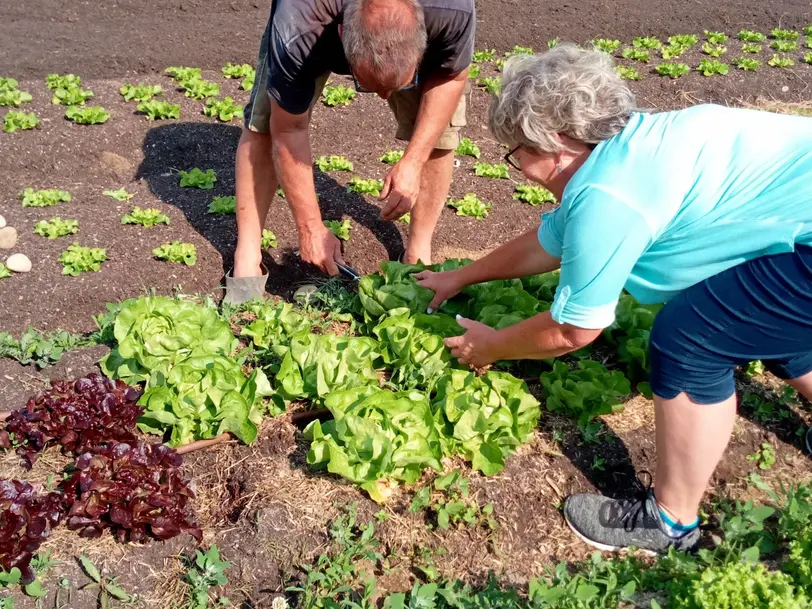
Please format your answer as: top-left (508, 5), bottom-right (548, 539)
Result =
top-left (135, 122), bottom-right (403, 292)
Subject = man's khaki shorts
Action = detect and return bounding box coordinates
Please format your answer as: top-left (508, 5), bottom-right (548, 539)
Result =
top-left (243, 19), bottom-right (469, 151)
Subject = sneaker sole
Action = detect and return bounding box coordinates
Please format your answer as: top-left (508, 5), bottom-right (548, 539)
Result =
top-left (563, 510), bottom-right (656, 557)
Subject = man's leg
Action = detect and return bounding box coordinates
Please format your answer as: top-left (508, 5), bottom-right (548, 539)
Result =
top-left (234, 128), bottom-right (277, 278)
top-left (788, 371), bottom-right (812, 399)
top-left (405, 148), bottom-right (454, 264)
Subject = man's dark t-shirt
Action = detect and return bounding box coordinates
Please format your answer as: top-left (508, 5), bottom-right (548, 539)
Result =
top-left (267, 0), bottom-right (475, 114)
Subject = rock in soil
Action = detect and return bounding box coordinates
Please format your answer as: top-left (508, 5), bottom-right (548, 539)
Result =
top-left (6, 253), bottom-right (32, 273)
top-left (0, 227), bottom-right (17, 249)
top-left (0, 215), bottom-right (5, 229)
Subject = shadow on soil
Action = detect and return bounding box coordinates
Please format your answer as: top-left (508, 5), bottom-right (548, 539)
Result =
top-left (136, 122), bottom-right (403, 293)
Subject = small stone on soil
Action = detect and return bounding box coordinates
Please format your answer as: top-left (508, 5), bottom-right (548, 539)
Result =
top-left (0, 226), bottom-right (17, 249)
top-left (0, 215), bottom-right (5, 229)
top-left (6, 253), bottom-right (32, 273)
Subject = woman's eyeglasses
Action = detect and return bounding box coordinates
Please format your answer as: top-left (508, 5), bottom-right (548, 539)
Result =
top-left (352, 72), bottom-right (419, 93)
top-left (504, 145), bottom-right (522, 171)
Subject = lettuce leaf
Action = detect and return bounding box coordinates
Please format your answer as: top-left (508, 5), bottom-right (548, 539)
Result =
top-left (432, 370), bottom-right (541, 475)
top-left (304, 386), bottom-right (443, 502)
top-left (274, 332), bottom-right (381, 401)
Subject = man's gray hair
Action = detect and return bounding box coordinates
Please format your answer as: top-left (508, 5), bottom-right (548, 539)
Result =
top-left (342, 0), bottom-right (427, 86)
top-left (490, 45), bottom-right (637, 152)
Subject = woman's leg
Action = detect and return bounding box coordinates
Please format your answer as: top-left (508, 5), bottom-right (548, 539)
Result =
top-left (564, 245), bottom-right (812, 552)
top-left (653, 393), bottom-right (737, 525)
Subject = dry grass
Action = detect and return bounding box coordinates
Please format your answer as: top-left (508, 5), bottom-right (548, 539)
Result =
top-left (741, 97), bottom-right (812, 116)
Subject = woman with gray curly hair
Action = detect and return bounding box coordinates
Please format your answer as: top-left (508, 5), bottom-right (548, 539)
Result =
top-left (417, 44), bottom-right (812, 554)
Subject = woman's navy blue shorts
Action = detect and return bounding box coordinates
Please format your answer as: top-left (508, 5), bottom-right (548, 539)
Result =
top-left (649, 244), bottom-right (812, 404)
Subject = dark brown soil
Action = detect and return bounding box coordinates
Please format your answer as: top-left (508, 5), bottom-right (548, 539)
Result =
top-left (1, 2), bottom-right (812, 608)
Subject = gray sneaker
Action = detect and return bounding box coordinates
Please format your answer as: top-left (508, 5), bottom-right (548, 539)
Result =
top-left (563, 477), bottom-right (699, 554)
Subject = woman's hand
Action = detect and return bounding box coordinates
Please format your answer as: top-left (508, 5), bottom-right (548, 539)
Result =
top-left (415, 269), bottom-right (466, 312)
top-left (444, 316), bottom-right (500, 367)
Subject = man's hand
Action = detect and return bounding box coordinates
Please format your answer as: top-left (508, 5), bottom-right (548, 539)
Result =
top-left (379, 158), bottom-right (423, 221)
top-left (415, 269), bottom-right (466, 312)
top-left (444, 316), bottom-right (500, 367)
top-left (299, 223), bottom-right (345, 276)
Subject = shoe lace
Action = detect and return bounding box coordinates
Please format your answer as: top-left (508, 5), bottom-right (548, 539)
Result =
top-left (609, 471), bottom-right (654, 533)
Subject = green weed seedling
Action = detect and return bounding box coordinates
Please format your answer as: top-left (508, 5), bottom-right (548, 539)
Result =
top-left (24, 552), bottom-right (59, 598)
top-left (322, 85), bottom-right (356, 107)
top-left (447, 193), bottom-right (491, 220)
top-left (65, 105), bottom-right (110, 125)
top-left (805, 52), bottom-right (812, 64)
top-left (455, 137), bottom-right (480, 158)
top-left (621, 47), bottom-right (650, 62)
top-left (615, 65), bottom-right (641, 80)
top-left (697, 59), bottom-right (729, 76)
top-left (316, 155), bottom-right (354, 172)
top-left (222, 62), bottom-right (254, 79)
top-left (705, 30), bottom-right (728, 44)
top-left (287, 506), bottom-right (381, 608)
top-left (513, 183), bottom-right (556, 206)
top-left (738, 30), bottom-right (766, 42)
top-left (184, 546), bottom-right (232, 609)
top-left (79, 555), bottom-right (136, 608)
top-left (3, 110), bottom-right (40, 132)
top-left (473, 48), bottom-right (496, 62)
top-left (379, 150), bottom-right (404, 165)
top-left (805, 25), bottom-right (812, 36)
top-left (122, 206), bottom-right (170, 227)
top-left (771, 40), bottom-right (798, 52)
top-left (203, 97), bottom-right (243, 121)
top-left (34, 217), bottom-right (79, 239)
top-left (740, 392), bottom-right (789, 424)
top-left (669, 34), bottom-right (699, 47)
top-left (593, 39), bottom-right (622, 53)
top-left (473, 161), bottom-right (510, 179)
top-left (347, 177), bottom-right (383, 196)
top-left (0, 327), bottom-right (86, 368)
top-left (324, 218), bottom-right (352, 241)
top-left (547, 37), bottom-right (560, 49)
top-left (410, 470), bottom-right (497, 532)
top-left (468, 64), bottom-right (481, 79)
top-left (19, 187), bottom-right (71, 207)
top-left (261, 229), bottom-right (278, 249)
top-left (120, 83), bottom-right (162, 102)
top-left (633, 36), bottom-right (662, 49)
top-left (746, 443), bottom-right (776, 470)
top-left (656, 62), bottom-right (690, 78)
top-left (735, 57), bottom-right (762, 71)
top-left (768, 54), bottom-right (795, 68)
top-left (51, 86), bottom-right (94, 106)
top-left (771, 27), bottom-right (800, 41)
top-left (716, 498), bottom-right (776, 555)
top-left (104, 187), bottom-right (135, 201)
top-left (45, 73), bottom-right (81, 90)
top-left (181, 78), bottom-right (220, 100)
top-left (0, 264), bottom-right (10, 279)
top-left (476, 76), bottom-right (501, 94)
top-left (179, 168), bottom-right (217, 189)
top-left (208, 195), bottom-right (236, 215)
top-left (137, 100), bottom-right (180, 120)
top-left (0, 89), bottom-right (32, 107)
top-left (397, 212), bottom-right (410, 224)
top-left (702, 42), bottom-right (727, 57)
top-left (742, 43), bottom-right (763, 53)
top-left (59, 243), bottom-right (107, 276)
top-left (153, 241), bottom-right (197, 266)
